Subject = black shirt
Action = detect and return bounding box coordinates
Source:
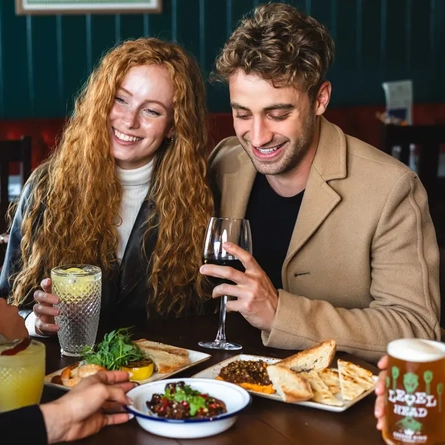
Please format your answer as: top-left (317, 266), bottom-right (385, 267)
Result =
top-left (245, 173), bottom-right (304, 289)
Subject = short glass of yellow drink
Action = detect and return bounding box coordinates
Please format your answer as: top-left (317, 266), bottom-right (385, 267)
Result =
top-left (0, 339), bottom-right (45, 413)
top-left (51, 264), bottom-right (102, 357)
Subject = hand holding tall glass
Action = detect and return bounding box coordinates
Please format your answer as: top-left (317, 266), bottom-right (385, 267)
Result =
top-left (199, 217), bottom-right (252, 351)
top-left (51, 265), bottom-right (101, 357)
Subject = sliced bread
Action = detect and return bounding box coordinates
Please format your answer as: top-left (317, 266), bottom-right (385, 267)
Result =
top-left (266, 364), bottom-right (313, 403)
top-left (337, 359), bottom-right (375, 401)
top-left (317, 368), bottom-right (341, 396)
top-left (302, 370), bottom-right (344, 406)
top-left (134, 339), bottom-right (190, 373)
top-left (277, 339), bottom-right (337, 372)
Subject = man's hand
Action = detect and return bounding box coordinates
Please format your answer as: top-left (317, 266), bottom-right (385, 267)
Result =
top-left (0, 298), bottom-right (28, 341)
top-left (40, 370), bottom-right (136, 444)
top-left (374, 355), bottom-right (388, 431)
top-left (33, 278), bottom-right (60, 335)
top-left (200, 241), bottom-right (278, 331)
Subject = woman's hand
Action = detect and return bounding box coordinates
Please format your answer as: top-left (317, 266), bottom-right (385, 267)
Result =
top-left (40, 370), bottom-right (136, 444)
top-left (0, 298), bottom-right (28, 341)
top-left (33, 278), bottom-right (60, 336)
top-left (374, 355), bottom-right (388, 431)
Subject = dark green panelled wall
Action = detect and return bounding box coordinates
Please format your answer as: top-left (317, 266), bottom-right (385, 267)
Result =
top-left (1, 0), bottom-right (444, 119)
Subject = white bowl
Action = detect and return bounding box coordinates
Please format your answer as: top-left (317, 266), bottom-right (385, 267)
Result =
top-left (125, 377), bottom-right (251, 439)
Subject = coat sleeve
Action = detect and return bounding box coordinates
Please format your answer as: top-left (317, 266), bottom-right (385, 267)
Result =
top-left (0, 404), bottom-right (48, 444)
top-left (262, 172), bottom-right (441, 364)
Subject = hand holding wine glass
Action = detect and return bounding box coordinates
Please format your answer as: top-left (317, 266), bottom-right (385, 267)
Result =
top-left (199, 217), bottom-right (252, 350)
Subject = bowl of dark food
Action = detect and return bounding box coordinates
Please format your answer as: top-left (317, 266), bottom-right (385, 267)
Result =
top-left (125, 378), bottom-right (251, 438)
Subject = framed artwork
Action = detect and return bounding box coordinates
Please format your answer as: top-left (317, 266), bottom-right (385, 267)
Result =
top-left (16, 0), bottom-right (162, 15)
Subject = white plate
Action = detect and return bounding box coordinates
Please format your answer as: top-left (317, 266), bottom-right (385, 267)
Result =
top-left (45, 346), bottom-right (211, 390)
top-left (191, 354), bottom-right (377, 413)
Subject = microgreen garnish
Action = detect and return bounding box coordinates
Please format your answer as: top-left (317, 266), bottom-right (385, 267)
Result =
top-left (82, 328), bottom-right (145, 370)
top-left (164, 384), bottom-right (208, 417)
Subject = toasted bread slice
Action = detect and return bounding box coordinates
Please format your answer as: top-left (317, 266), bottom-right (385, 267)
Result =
top-left (277, 339), bottom-right (336, 372)
top-left (134, 339), bottom-right (190, 373)
top-left (337, 359), bottom-right (375, 401)
top-left (266, 364), bottom-right (313, 403)
top-left (317, 368), bottom-right (341, 396)
top-left (302, 370), bottom-right (343, 406)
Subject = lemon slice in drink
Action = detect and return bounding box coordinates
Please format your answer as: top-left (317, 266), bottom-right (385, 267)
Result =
top-left (65, 267), bottom-right (89, 274)
top-left (53, 267), bottom-right (100, 300)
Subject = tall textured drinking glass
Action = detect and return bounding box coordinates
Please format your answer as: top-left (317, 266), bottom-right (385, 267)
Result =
top-left (0, 340), bottom-right (45, 412)
top-left (199, 217), bottom-right (252, 351)
top-left (51, 265), bottom-right (102, 357)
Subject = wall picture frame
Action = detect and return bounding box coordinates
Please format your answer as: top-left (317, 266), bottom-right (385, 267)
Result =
top-left (16, 0), bottom-right (162, 15)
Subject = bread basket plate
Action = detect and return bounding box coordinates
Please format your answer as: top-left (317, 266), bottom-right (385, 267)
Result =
top-left (44, 345), bottom-right (211, 391)
top-left (191, 354), bottom-right (377, 413)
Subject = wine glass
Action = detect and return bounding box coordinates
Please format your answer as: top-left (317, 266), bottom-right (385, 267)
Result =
top-left (199, 217), bottom-right (252, 350)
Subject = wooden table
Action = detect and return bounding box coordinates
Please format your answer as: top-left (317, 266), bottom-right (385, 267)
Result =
top-left (41, 313), bottom-right (385, 445)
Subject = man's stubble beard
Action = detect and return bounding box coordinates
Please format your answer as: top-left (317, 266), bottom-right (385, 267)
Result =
top-left (241, 113), bottom-right (315, 176)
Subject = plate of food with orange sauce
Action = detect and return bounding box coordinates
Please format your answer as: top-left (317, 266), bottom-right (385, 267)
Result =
top-left (192, 339), bottom-right (377, 412)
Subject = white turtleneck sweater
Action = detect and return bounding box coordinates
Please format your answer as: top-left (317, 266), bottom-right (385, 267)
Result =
top-left (26, 160), bottom-right (153, 337)
top-left (115, 160), bottom-right (153, 260)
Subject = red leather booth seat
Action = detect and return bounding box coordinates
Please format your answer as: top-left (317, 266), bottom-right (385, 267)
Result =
top-left (2, 103), bottom-right (445, 171)
top-left (0, 118), bottom-right (66, 170)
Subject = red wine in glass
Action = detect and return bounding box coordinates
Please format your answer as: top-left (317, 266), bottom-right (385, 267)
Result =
top-left (202, 256), bottom-right (245, 286)
top-left (199, 217), bottom-right (252, 351)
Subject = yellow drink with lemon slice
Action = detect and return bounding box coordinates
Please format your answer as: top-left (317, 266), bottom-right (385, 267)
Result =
top-left (51, 265), bottom-right (102, 357)
top-left (0, 340), bottom-right (45, 412)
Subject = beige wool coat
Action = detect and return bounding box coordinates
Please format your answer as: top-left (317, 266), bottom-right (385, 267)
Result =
top-left (209, 117), bottom-right (441, 363)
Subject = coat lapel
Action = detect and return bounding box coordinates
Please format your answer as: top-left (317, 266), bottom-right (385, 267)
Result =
top-left (216, 118), bottom-right (348, 267)
top-left (220, 150), bottom-right (257, 219)
top-left (117, 199), bottom-right (156, 302)
top-left (283, 117), bottom-right (347, 265)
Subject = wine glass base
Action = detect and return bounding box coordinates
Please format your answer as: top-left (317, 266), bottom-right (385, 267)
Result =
top-left (198, 340), bottom-right (242, 351)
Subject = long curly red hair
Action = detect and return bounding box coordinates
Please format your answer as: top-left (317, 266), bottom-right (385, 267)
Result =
top-left (10, 38), bottom-right (213, 317)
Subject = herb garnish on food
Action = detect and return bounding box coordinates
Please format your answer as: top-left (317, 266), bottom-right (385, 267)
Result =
top-left (164, 384), bottom-right (208, 417)
top-left (146, 381), bottom-right (227, 419)
top-left (82, 328), bottom-right (146, 370)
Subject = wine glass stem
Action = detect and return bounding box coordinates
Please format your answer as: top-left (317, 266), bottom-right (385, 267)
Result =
top-left (215, 295), bottom-right (228, 343)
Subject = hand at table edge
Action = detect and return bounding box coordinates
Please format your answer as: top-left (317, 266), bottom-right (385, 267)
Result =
top-left (40, 370), bottom-right (135, 444)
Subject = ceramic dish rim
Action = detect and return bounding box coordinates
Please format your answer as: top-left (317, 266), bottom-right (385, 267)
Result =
top-left (124, 377), bottom-right (251, 424)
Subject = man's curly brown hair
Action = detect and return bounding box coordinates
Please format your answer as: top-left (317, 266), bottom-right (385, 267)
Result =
top-left (214, 2), bottom-right (335, 99)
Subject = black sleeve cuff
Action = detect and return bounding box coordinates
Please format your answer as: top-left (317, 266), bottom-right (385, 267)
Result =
top-left (1, 404), bottom-right (48, 444)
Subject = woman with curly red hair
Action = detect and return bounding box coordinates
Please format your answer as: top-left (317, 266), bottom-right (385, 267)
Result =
top-left (0, 37), bottom-right (214, 334)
